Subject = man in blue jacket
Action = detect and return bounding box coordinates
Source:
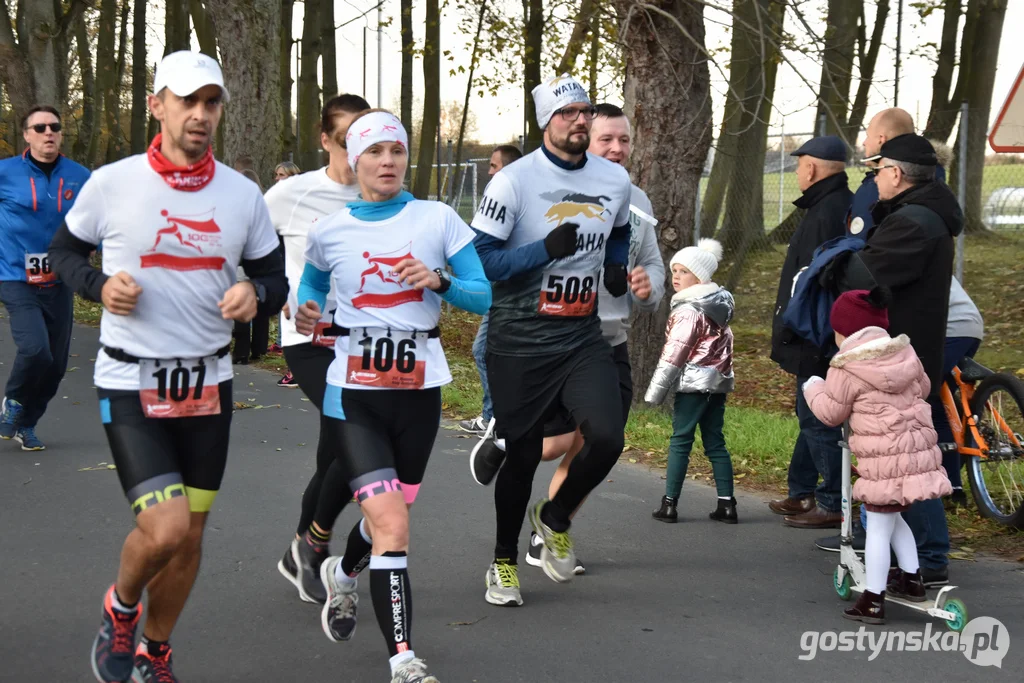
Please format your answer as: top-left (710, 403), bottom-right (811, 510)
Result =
top-left (0, 105), bottom-right (90, 450)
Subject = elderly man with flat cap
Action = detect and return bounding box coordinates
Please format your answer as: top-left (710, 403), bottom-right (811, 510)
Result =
top-left (825, 132), bottom-right (962, 588)
top-left (769, 135), bottom-right (853, 529)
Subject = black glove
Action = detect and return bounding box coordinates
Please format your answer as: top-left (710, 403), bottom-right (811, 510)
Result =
top-left (544, 222), bottom-right (580, 259)
top-left (604, 264), bottom-right (628, 297)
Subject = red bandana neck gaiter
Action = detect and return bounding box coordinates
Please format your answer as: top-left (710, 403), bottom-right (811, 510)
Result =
top-left (146, 133), bottom-right (216, 191)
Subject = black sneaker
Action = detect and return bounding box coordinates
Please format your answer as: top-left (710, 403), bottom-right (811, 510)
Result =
top-left (90, 585), bottom-right (141, 683)
top-left (470, 418), bottom-right (506, 486)
top-left (815, 519), bottom-right (866, 554)
top-left (921, 565), bottom-right (949, 588)
top-left (134, 643), bottom-right (178, 682)
top-left (292, 534), bottom-right (328, 604)
top-left (277, 539), bottom-right (302, 595)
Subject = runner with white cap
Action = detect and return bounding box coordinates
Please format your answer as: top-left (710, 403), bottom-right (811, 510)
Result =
top-left (49, 51), bottom-right (287, 683)
top-left (468, 74), bottom-right (633, 606)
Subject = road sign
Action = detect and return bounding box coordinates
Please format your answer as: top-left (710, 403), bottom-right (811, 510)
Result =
top-left (989, 63), bottom-right (1024, 152)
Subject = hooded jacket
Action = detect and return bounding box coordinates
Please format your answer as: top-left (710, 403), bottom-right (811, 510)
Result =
top-left (771, 172), bottom-right (852, 377)
top-left (835, 180), bottom-right (963, 391)
top-left (645, 283), bottom-right (734, 404)
top-left (803, 327), bottom-right (952, 508)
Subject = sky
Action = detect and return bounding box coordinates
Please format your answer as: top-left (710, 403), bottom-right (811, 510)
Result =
top-left (176, 0), bottom-right (1024, 148)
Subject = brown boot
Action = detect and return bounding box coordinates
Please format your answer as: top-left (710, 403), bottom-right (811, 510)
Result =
top-left (783, 506), bottom-right (842, 529)
top-left (843, 590), bottom-right (886, 624)
top-left (768, 495), bottom-right (815, 516)
top-left (886, 568), bottom-right (927, 602)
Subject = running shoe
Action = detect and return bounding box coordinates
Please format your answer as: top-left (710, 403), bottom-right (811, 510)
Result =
top-left (458, 415), bottom-right (487, 434)
top-left (292, 535), bottom-right (328, 603)
top-left (320, 556), bottom-right (359, 642)
top-left (277, 373), bottom-right (298, 388)
top-left (391, 657), bottom-right (440, 683)
top-left (485, 561), bottom-right (523, 606)
top-left (277, 539), bottom-right (302, 595)
top-left (269, 343), bottom-right (284, 354)
top-left (15, 426), bottom-right (45, 451)
top-left (134, 642), bottom-right (178, 683)
top-left (525, 533), bottom-right (585, 574)
top-left (469, 418), bottom-right (506, 486)
top-left (0, 397), bottom-right (24, 439)
top-left (528, 500), bottom-right (575, 584)
top-left (90, 585), bottom-right (142, 683)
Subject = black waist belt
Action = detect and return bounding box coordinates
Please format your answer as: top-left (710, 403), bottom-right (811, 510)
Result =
top-left (103, 344), bottom-right (232, 364)
top-left (333, 326), bottom-right (441, 339)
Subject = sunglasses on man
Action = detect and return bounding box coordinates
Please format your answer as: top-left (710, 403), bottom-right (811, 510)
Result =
top-left (29, 122), bottom-right (62, 134)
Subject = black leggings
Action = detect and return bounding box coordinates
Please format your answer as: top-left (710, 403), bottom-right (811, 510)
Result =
top-left (488, 339), bottom-right (625, 561)
top-left (319, 386), bottom-right (441, 510)
top-left (284, 343), bottom-right (353, 534)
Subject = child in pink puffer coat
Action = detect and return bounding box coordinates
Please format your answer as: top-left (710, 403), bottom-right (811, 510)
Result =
top-left (803, 288), bottom-right (951, 624)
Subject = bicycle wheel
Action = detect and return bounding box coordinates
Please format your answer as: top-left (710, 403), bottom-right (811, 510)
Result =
top-left (966, 374), bottom-right (1024, 528)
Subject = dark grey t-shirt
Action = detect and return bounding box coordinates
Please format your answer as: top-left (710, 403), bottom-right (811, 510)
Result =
top-left (471, 149), bottom-right (632, 356)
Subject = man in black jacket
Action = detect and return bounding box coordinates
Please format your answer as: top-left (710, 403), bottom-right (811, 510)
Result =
top-left (827, 132), bottom-right (961, 586)
top-left (768, 136), bottom-right (852, 529)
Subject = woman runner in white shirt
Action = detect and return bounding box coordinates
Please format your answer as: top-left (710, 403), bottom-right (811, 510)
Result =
top-left (293, 110), bottom-right (490, 683)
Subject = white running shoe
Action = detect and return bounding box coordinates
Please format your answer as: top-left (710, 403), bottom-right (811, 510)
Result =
top-left (484, 561), bottom-right (523, 606)
top-left (391, 657), bottom-right (439, 683)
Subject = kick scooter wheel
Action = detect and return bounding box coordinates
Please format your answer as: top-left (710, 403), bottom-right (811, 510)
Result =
top-left (833, 567), bottom-right (852, 601)
top-left (943, 598), bottom-right (968, 632)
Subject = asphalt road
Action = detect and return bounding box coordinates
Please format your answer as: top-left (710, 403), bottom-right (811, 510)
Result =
top-left (1, 324), bottom-right (1022, 683)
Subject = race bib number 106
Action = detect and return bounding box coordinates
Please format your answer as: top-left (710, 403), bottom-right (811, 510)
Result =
top-left (538, 268), bottom-right (597, 317)
top-left (346, 329), bottom-right (426, 389)
top-left (139, 357), bottom-right (221, 418)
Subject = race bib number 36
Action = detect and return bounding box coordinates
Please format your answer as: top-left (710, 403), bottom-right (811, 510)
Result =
top-left (346, 329), bottom-right (426, 389)
top-left (538, 268), bottom-right (597, 317)
top-left (139, 357), bottom-right (221, 418)
top-left (25, 253), bottom-right (56, 285)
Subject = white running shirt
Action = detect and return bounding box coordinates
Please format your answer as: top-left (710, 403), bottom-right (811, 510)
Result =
top-left (304, 200), bottom-right (475, 389)
top-left (264, 167), bottom-right (360, 347)
top-left (64, 156), bottom-right (281, 390)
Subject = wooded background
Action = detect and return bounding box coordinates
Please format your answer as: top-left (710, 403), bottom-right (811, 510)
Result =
top-left (0, 0), bottom-right (1012, 393)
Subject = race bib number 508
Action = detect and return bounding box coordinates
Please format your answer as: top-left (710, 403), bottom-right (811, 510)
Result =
top-left (538, 267), bottom-right (597, 317)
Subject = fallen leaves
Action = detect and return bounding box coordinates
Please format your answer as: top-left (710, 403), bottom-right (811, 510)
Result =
top-left (79, 462), bottom-right (117, 471)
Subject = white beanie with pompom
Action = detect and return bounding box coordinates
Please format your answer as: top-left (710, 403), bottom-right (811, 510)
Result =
top-left (670, 238), bottom-right (723, 284)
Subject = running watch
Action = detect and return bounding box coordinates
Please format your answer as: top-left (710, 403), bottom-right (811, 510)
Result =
top-left (434, 268), bottom-right (452, 294)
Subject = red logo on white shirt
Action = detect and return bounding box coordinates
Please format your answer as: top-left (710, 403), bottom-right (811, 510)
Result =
top-left (141, 209), bottom-right (226, 271)
top-left (352, 242), bottom-right (424, 309)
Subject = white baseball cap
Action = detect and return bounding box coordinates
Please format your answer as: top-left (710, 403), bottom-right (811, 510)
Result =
top-left (153, 51), bottom-right (231, 102)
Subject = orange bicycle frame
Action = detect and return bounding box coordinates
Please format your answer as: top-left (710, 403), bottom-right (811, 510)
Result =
top-left (942, 367), bottom-right (1023, 459)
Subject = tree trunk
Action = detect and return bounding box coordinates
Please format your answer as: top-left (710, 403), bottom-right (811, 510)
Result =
top-left (167, 0), bottom-right (191, 53)
top-left (22, 0), bottom-right (59, 108)
top-left (846, 0), bottom-right (889, 139)
top-left (814, 0), bottom-right (860, 141)
top-left (767, 207), bottom-right (806, 244)
top-left (320, 0), bottom-right (337, 98)
top-left (523, 0), bottom-right (543, 151)
top-left (90, 0), bottom-right (117, 167)
top-left (555, 0), bottom-right (595, 75)
top-left (413, 0), bottom-right (441, 199)
top-left (452, 0), bottom-right (488, 201)
top-left (715, 0), bottom-right (784, 266)
top-left (106, 0), bottom-right (131, 163)
top-left (73, 10), bottom-right (96, 161)
top-left (959, 0), bottom-right (1007, 233)
top-left (296, 0), bottom-right (322, 172)
top-left (280, 0), bottom-right (295, 159)
top-left (0, 6), bottom-right (34, 131)
top-left (205, 0), bottom-right (283, 184)
top-left (190, 0), bottom-right (219, 56)
top-left (588, 12), bottom-right (599, 101)
top-left (923, 0), bottom-right (968, 141)
top-left (400, 0), bottom-right (414, 182)
top-left (130, 0), bottom-right (148, 154)
top-left (617, 0), bottom-right (713, 399)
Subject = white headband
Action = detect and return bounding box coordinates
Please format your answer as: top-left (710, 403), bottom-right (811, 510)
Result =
top-left (345, 112), bottom-right (409, 171)
top-left (531, 74), bottom-right (591, 130)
